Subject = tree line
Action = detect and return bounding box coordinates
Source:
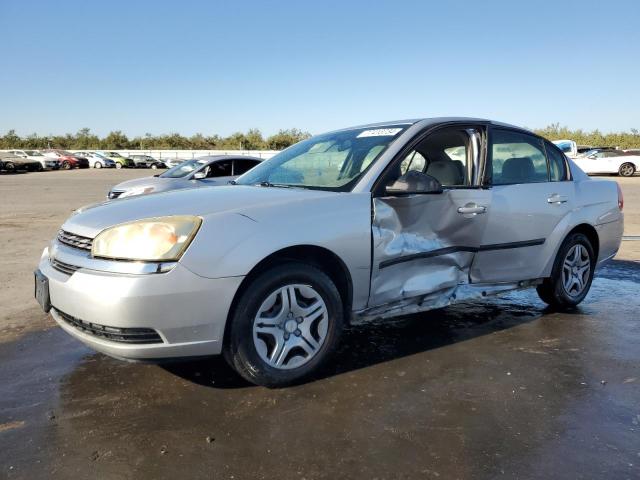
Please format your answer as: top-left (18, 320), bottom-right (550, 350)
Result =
top-left (1, 124), bottom-right (639, 150)
top-left (0, 128), bottom-right (311, 151)
top-left (533, 124), bottom-right (640, 149)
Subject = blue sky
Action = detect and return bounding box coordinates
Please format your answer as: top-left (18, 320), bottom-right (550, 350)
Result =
top-left (1, 0), bottom-right (638, 137)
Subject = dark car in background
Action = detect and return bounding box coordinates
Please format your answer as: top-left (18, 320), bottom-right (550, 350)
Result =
top-left (43, 150), bottom-right (90, 169)
top-left (129, 154), bottom-right (167, 169)
top-left (0, 151), bottom-right (41, 172)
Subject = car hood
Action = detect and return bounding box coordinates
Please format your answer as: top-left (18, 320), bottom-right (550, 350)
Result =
top-left (63, 185), bottom-right (340, 237)
top-left (111, 176), bottom-right (184, 192)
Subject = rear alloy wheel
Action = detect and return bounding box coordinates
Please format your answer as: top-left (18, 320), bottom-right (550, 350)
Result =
top-left (537, 233), bottom-right (595, 309)
top-left (4, 161), bottom-right (16, 173)
top-left (619, 163), bottom-right (635, 177)
top-left (225, 263), bottom-right (344, 387)
top-left (94, 162), bottom-right (102, 169)
top-left (62, 161), bottom-right (71, 170)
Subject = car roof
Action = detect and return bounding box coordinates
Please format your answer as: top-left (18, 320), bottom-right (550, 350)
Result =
top-left (327, 117), bottom-right (533, 135)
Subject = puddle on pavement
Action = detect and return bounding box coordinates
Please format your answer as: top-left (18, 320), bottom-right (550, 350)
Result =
top-left (1, 260), bottom-right (639, 479)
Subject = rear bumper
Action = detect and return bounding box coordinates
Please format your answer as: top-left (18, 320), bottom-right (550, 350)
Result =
top-left (38, 247), bottom-right (243, 360)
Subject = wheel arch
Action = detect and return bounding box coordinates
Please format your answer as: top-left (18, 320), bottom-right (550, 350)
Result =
top-left (566, 223), bottom-right (600, 261)
top-left (223, 244), bottom-right (354, 347)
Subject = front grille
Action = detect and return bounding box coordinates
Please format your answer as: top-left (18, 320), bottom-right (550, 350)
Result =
top-left (108, 189), bottom-right (124, 199)
top-left (57, 230), bottom-right (93, 251)
top-left (55, 309), bottom-right (163, 344)
top-left (51, 258), bottom-right (80, 276)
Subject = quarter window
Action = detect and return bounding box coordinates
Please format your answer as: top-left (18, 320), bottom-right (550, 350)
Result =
top-left (490, 130), bottom-right (548, 185)
top-left (545, 142), bottom-right (568, 181)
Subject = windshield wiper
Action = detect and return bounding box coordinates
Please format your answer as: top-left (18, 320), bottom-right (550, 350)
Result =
top-left (256, 181), bottom-right (295, 189)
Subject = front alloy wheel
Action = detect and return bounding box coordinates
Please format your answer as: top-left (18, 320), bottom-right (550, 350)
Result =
top-left (115, 162), bottom-right (122, 169)
top-left (253, 284), bottom-right (329, 369)
top-left (94, 162), bottom-right (102, 169)
top-left (226, 263), bottom-right (344, 387)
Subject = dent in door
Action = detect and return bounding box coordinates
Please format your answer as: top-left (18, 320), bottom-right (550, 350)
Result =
top-left (370, 195), bottom-right (474, 306)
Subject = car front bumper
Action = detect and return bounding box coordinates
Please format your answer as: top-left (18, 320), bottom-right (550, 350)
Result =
top-left (37, 245), bottom-right (243, 360)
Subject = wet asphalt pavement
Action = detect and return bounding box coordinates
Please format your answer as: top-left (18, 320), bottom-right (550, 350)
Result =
top-left (1, 260), bottom-right (639, 480)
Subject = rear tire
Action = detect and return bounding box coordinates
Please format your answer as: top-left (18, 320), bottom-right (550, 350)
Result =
top-left (225, 263), bottom-right (344, 387)
top-left (62, 161), bottom-right (71, 170)
top-left (94, 162), bottom-right (102, 169)
top-left (619, 162), bottom-right (635, 177)
top-left (536, 233), bottom-right (595, 309)
top-left (4, 161), bottom-right (16, 173)
top-left (151, 164), bottom-right (158, 169)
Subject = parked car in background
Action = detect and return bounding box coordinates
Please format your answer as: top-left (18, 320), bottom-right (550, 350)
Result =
top-left (35, 118), bottom-right (623, 387)
top-left (128, 154), bottom-right (166, 168)
top-left (573, 149), bottom-right (639, 176)
top-left (552, 139), bottom-right (577, 158)
top-left (107, 155), bottom-right (262, 199)
top-left (73, 151), bottom-right (117, 169)
top-left (42, 150), bottom-right (90, 169)
top-left (0, 151), bottom-right (42, 172)
top-left (8, 150), bottom-right (60, 170)
top-left (95, 151), bottom-right (135, 169)
top-left (164, 158), bottom-right (188, 168)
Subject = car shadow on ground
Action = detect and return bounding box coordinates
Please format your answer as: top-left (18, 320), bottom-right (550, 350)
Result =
top-left (164, 292), bottom-right (552, 389)
top-left (162, 258), bottom-right (638, 389)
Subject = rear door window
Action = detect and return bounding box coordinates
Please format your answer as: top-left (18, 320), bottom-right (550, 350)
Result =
top-left (207, 160), bottom-right (233, 177)
top-left (490, 130), bottom-right (549, 185)
top-left (233, 159), bottom-right (260, 175)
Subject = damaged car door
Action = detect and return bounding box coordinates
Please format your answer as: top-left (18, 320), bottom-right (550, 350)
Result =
top-left (368, 125), bottom-right (492, 313)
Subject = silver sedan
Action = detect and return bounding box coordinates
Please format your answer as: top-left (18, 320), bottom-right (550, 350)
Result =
top-left (107, 155), bottom-right (262, 199)
top-left (35, 118), bottom-right (623, 387)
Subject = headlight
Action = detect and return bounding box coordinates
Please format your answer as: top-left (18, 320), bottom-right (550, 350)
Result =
top-left (119, 186), bottom-right (155, 198)
top-left (92, 216), bottom-right (202, 261)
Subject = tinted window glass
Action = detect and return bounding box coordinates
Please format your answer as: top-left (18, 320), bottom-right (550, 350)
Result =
top-left (491, 130), bottom-right (548, 185)
top-left (545, 142), bottom-right (568, 181)
top-left (233, 159), bottom-right (260, 175)
top-left (207, 160), bottom-right (232, 177)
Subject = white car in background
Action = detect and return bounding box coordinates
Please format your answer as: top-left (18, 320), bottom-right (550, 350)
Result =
top-left (573, 149), bottom-right (639, 177)
top-left (8, 150), bottom-right (60, 170)
top-left (73, 151), bottom-right (117, 169)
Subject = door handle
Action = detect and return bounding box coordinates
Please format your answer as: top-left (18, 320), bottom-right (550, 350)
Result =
top-left (547, 194), bottom-right (568, 204)
top-left (457, 203), bottom-right (487, 215)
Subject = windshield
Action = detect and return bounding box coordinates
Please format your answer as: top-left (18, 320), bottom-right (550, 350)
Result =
top-left (159, 158), bottom-right (208, 178)
top-left (25, 150), bottom-right (43, 156)
top-left (235, 125), bottom-right (409, 191)
top-left (108, 152), bottom-right (123, 158)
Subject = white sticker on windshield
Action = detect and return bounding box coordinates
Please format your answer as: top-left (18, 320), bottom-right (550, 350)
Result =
top-left (357, 128), bottom-right (403, 138)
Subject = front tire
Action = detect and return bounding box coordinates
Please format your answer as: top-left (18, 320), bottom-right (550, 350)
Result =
top-left (4, 161), bottom-right (16, 173)
top-left (115, 162), bottom-right (122, 169)
top-left (619, 162), bottom-right (635, 177)
top-left (62, 161), bottom-right (71, 170)
top-left (225, 263), bottom-right (344, 387)
top-left (151, 164), bottom-right (158, 169)
top-left (94, 162), bottom-right (102, 169)
top-left (537, 233), bottom-right (595, 309)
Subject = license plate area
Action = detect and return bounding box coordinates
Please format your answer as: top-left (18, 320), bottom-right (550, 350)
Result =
top-left (34, 269), bottom-right (51, 313)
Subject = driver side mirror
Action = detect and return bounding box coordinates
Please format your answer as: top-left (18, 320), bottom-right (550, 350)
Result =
top-left (193, 172), bottom-right (206, 180)
top-left (385, 171), bottom-right (443, 196)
